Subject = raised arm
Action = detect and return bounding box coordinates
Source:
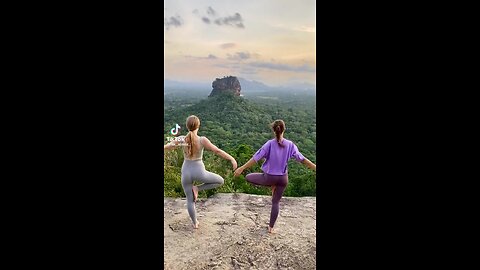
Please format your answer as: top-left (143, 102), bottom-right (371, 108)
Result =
top-left (201, 137), bottom-right (237, 170)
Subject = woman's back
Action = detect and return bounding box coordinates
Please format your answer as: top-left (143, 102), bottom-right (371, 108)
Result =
top-left (183, 135), bottom-right (204, 160)
top-left (254, 138), bottom-right (305, 175)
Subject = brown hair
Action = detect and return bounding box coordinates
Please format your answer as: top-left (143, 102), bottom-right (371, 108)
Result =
top-left (185, 115), bottom-right (200, 158)
top-left (271, 119), bottom-right (285, 147)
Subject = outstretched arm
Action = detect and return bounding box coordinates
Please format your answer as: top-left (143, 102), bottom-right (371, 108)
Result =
top-left (164, 142), bottom-right (177, 151)
top-left (234, 158), bottom-right (257, 177)
top-left (291, 143), bottom-right (316, 171)
top-left (302, 158), bottom-right (316, 170)
top-left (201, 137), bottom-right (237, 170)
top-left (164, 138), bottom-right (181, 151)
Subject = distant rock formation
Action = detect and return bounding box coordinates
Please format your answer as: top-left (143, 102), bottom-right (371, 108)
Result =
top-left (208, 76), bottom-right (241, 97)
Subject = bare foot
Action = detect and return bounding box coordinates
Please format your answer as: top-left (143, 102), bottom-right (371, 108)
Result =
top-left (192, 186), bottom-right (198, 202)
top-left (268, 226), bottom-right (276, 234)
top-left (193, 220), bottom-right (199, 229)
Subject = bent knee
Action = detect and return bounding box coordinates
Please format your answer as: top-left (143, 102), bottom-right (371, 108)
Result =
top-left (208, 173), bottom-right (224, 185)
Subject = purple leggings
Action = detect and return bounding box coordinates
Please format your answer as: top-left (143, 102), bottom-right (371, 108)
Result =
top-left (245, 173), bottom-right (288, 228)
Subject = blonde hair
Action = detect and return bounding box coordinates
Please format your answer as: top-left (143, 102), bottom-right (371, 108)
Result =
top-left (185, 115), bottom-right (200, 158)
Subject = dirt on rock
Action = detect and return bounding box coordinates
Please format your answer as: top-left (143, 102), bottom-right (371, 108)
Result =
top-left (164, 193), bottom-right (316, 270)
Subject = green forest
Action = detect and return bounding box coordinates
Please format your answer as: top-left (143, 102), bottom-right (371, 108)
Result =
top-left (164, 88), bottom-right (316, 198)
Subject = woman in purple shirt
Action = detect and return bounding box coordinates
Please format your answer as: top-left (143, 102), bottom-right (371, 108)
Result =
top-left (234, 120), bottom-right (316, 233)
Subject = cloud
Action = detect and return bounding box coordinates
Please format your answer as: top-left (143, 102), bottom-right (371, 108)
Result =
top-left (194, 7), bottom-right (245, 28)
top-left (184, 54), bottom-right (218, 60)
top-left (237, 52), bottom-right (250, 59)
top-left (206, 6), bottom-right (216, 16)
top-left (248, 61), bottom-right (315, 73)
top-left (164, 15), bottom-right (183, 30)
top-left (214, 13), bottom-right (245, 28)
top-left (220, 43), bottom-right (236, 49)
top-left (226, 51), bottom-right (261, 60)
top-left (227, 52), bottom-right (251, 60)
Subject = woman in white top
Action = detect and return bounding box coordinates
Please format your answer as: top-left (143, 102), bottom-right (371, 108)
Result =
top-left (164, 115), bottom-right (237, 229)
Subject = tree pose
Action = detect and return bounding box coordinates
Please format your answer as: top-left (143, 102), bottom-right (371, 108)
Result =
top-left (164, 115), bottom-right (237, 229)
top-left (234, 120), bottom-right (316, 233)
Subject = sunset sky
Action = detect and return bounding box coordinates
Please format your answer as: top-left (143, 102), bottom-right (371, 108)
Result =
top-left (164, 0), bottom-right (316, 87)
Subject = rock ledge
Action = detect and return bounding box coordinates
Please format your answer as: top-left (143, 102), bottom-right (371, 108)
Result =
top-left (164, 193), bottom-right (316, 270)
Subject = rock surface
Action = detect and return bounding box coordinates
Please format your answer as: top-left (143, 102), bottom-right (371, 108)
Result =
top-left (164, 193), bottom-right (316, 270)
top-left (209, 76), bottom-right (241, 97)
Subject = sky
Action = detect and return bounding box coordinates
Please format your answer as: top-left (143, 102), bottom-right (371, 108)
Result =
top-left (164, 0), bottom-right (316, 87)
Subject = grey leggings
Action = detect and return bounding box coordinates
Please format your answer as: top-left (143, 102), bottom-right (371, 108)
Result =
top-left (181, 159), bottom-right (224, 225)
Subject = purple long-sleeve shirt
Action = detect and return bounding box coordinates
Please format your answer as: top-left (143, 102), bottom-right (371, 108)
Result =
top-left (252, 138), bottom-right (305, 175)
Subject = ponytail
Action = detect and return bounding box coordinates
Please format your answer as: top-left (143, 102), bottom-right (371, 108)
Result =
top-left (272, 120), bottom-right (285, 147)
top-left (185, 115), bottom-right (200, 158)
top-left (185, 131), bottom-right (195, 158)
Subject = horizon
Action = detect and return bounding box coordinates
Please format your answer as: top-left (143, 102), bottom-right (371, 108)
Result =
top-left (164, 0), bottom-right (316, 88)
top-left (164, 76), bottom-right (316, 89)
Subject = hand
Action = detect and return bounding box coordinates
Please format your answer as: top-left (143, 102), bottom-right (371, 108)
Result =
top-left (234, 167), bottom-right (244, 177)
top-left (231, 159), bottom-right (238, 170)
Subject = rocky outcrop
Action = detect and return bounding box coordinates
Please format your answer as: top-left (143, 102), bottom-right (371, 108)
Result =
top-left (209, 76), bottom-right (241, 97)
top-left (164, 193), bottom-right (316, 270)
